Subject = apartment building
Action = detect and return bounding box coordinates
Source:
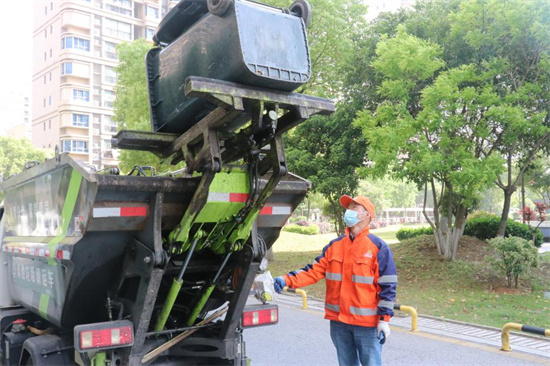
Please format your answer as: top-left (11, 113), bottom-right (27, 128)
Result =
top-left (32, 0), bottom-right (170, 169)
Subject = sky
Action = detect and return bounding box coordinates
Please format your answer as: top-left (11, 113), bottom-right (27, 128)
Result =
top-left (0, 1), bottom-right (34, 134)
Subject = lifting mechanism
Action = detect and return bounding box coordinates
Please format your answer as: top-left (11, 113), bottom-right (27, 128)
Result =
top-left (113, 76), bottom-right (334, 346)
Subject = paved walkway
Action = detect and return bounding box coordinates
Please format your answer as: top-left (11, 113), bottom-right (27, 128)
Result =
top-left (277, 292), bottom-right (550, 359)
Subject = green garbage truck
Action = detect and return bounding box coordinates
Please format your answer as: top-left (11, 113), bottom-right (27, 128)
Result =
top-left (0, 0), bottom-right (333, 365)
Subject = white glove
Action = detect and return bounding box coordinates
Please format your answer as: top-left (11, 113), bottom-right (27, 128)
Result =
top-left (377, 321), bottom-right (390, 344)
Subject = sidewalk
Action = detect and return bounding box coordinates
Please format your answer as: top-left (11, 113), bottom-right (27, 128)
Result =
top-left (276, 292), bottom-right (550, 359)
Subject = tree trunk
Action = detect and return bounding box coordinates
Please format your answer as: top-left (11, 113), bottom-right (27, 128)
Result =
top-left (328, 197), bottom-right (345, 235)
top-left (307, 199), bottom-right (311, 221)
top-left (497, 187), bottom-right (514, 237)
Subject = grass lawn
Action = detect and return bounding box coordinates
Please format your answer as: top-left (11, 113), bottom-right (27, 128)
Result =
top-left (269, 231), bottom-right (550, 329)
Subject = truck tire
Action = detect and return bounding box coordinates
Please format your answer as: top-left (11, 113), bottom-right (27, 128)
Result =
top-left (290, 0), bottom-right (312, 27)
top-left (21, 335), bottom-right (75, 366)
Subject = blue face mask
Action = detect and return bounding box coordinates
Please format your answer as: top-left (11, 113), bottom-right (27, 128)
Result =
top-left (344, 209), bottom-right (363, 227)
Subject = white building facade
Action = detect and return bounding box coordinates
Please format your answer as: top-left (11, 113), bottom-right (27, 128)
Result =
top-left (32, 0), bottom-right (171, 169)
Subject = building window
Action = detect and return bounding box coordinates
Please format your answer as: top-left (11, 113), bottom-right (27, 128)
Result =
top-left (61, 62), bottom-right (73, 75)
top-left (104, 18), bottom-right (131, 40)
top-left (72, 114), bottom-right (90, 127)
top-left (50, 48), bottom-right (53, 57)
top-left (103, 90), bottom-right (115, 108)
top-left (43, 99), bottom-right (46, 107)
top-left (104, 66), bottom-right (117, 84)
top-left (44, 52), bottom-right (47, 61)
top-left (103, 115), bottom-right (118, 133)
top-left (49, 72), bottom-right (52, 81)
top-left (104, 41), bottom-right (118, 59)
top-left (61, 140), bottom-right (88, 153)
top-left (49, 120), bottom-right (51, 129)
top-left (146, 5), bottom-right (159, 19)
top-left (50, 2), bottom-right (53, 10)
top-left (43, 122), bottom-right (46, 131)
top-left (73, 89), bottom-right (90, 102)
top-left (44, 29), bottom-right (47, 38)
top-left (61, 37), bottom-right (90, 51)
top-left (146, 28), bottom-right (154, 40)
top-left (50, 25), bottom-right (53, 34)
top-left (45, 7), bottom-right (47, 15)
top-left (105, 2), bottom-right (132, 16)
top-left (48, 96), bottom-right (52, 105)
top-left (43, 75), bottom-right (46, 84)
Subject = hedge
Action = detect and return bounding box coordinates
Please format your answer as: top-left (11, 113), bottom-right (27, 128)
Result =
top-left (283, 223), bottom-right (320, 235)
top-left (395, 214), bottom-right (543, 247)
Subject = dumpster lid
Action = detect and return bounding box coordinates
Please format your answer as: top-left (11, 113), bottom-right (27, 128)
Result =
top-left (153, 0), bottom-right (208, 45)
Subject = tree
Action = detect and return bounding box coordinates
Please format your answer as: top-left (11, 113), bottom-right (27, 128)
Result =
top-left (114, 39), bottom-right (174, 173)
top-left (358, 176), bottom-right (418, 214)
top-left (526, 157), bottom-right (550, 206)
top-left (487, 236), bottom-right (539, 288)
top-left (448, 0), bottom-right (550, 237)
top-left (0, 137), bottom-right (50, 200)
top-left (285, 106), bottom-right (366, 234)
top-left (353, 0), bottom-right (550, 260)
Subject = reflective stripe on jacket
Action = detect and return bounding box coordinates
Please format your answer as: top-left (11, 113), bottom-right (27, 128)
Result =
top-left (283, 228), bottom-right (397, 327)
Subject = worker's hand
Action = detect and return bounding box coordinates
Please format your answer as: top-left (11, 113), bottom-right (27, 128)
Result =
top-left (273, 277), bottom-right (286, 293)
top-left (377, 321), bottom-right (390, 344)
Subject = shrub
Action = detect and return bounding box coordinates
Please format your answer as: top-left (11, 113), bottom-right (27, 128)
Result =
top-left (295, 220), bottom-right (309, 227)
top-left (396, 226), bottom-right (434, 241)
top-left (487, 236), bottom-right (539, 288)
top-left (464, 214), bottom-right (544, 247)
top-left (283, 224), bottom-right (319, 235)
top-left (289, 216), bottom-right (307, 223)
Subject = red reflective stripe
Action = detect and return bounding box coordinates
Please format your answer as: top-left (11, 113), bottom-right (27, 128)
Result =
top-left (229, 193), bottom-right (249, 203)
top-left (56, 250), bottom-right (64, 259)
top-left (120, 207), bottom-right (147, 217)
top-left (260, 207), bottom-right (273, 215)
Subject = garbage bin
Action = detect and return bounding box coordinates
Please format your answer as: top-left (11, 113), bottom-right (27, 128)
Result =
top-left (147, 0), bottom-right (311, 134)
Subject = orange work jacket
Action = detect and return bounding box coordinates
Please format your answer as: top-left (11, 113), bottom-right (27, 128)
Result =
top-left (283, 228), bottom-right (397, 327)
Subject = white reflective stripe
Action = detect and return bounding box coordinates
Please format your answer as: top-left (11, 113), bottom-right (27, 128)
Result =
top-left (326, 304), bottom-right (340, 312)
top-left (93, 207), bottom-right (121, 218)
top-left (325, 272), bottom-right (342, 281)
top-left (207, 192), bottom-right (230, 202)
top-left (352, 275), bottom-right (374, 284)
top-left (272, 206), bottom-right (292, 215)
top-left (350, 307), bottom-right (378, 316)
top-left (378, 275), bottom-right (398, 284)
top-left (378, 300), bottom-right (395, 309)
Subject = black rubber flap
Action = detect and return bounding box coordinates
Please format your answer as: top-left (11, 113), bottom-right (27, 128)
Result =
top-left (153, 0), bottom-right (209, 45)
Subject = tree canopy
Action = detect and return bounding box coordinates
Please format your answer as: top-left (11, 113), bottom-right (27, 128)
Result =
top-left (114, 39), bottom-right (173, 173)
top-left (354, 0), bottom-right (550, 259)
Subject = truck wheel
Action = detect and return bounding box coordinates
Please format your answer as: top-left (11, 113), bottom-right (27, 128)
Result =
top-left (290, 0), bottom-right (312, 27)
top-left (207, 0), bottom-right (233, 16)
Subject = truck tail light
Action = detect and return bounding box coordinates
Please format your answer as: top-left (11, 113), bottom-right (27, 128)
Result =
top-left (74, 320), bottom-right (134, 352)
top-left (242, 304), bottom-right (278, 328)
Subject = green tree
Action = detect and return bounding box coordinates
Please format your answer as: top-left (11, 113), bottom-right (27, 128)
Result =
top-left (448, 0), bottom-right (550, 238)
top-left (526, 157), bottom-right (550, 206)
top-left (487, 236), bottom-right (539, 288)
top-left (285, 106), bottom-right (366, 234)
top-left (114, 39), bottom-right (173, 173)
top-left (354, 0), bottom-right (550, 260)
top-left (0, 137), bottom-right (50, 199)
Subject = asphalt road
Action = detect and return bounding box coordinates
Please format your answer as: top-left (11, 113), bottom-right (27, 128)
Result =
top-left (244, 303), bottom-right (549, 366)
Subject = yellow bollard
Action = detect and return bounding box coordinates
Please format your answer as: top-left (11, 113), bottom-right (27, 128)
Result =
top-left (397, 305), bottom-right (419, 331)
top-left (283, 286), bottom-right (308, 310)
top-left (501, 322), bottom-right (550, 351)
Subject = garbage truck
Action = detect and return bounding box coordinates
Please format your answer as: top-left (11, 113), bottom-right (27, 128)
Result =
top-left (0, 0), bottom-right (334, 365)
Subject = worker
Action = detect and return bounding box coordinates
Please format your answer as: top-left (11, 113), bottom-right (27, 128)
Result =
top-left (274, 195), bottom-right (397, 366)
